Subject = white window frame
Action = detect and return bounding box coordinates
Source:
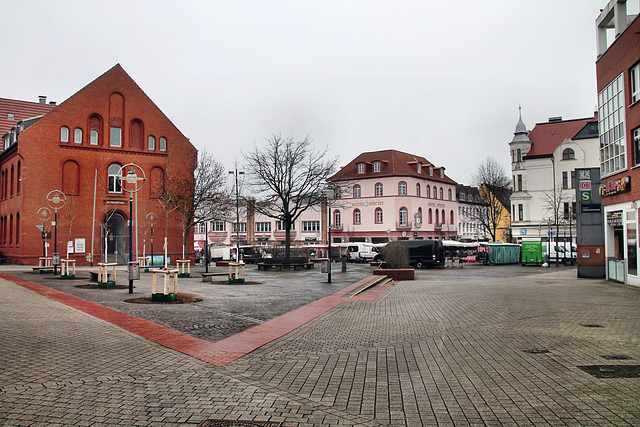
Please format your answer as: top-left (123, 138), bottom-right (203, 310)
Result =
top-left (375, 208), bottom-right (383, 224)
top-left (110, 127), bottom-right (122, 147)
top-left (303, 221), bottom-right (320, 232)
top-left (255, 222), bottom-right (271, 232)
top-left (60, 126), bottom-right (69, 142)
top-left (632, 62), bottom-right (640, 104)
top-left (233, 222), bottom-right (247, 232)
top-left (399, 207), bottom-right (408, 226)
top-left (90, 129), bottom-right (99, 145)
top-left (148, 135), bottom-right (155, 151)
top-left (354, 209), bottom-right (361, 225)
top-left (159, 137), bottom-right (167, 152)
top-left (398, 181), bottom-right (407, 196)
top-left (108, 164), bottom-right (122, 193)
top-left (373, 162), bottom-right (381, 172)
top-left (599, 73), bottom-right (626, 177)
top-left (74, 128), bottom-right (82, 144)
top-left (357, 163), bottom-right (365, 174)
top-left (276, 220), bottom-right (294, 231)
top-left (375, 183), bottom-right (383, 197)
top-left (353, 185), bottom-right (361, 198)
top-left (212, 221), bottom-right (226, 232)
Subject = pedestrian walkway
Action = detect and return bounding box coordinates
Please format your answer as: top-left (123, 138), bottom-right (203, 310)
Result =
top-left (1, 265), bottom-right (640, 426)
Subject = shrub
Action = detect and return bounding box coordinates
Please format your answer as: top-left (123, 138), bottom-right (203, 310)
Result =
top-left (382, 241), bottom-right (409, 269)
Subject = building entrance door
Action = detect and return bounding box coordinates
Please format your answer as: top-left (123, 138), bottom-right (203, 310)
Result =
top-left (105, 212), bottom-right (128, 264)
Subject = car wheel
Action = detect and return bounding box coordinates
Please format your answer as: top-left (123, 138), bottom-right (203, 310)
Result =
top-left (416, 260), bottom-right (424, 269)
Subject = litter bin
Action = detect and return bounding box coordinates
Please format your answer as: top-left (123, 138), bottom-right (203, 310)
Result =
top-left (128, 261), bottom-right (140, 280)
top-left (321, 260), bottom-right (329, 273)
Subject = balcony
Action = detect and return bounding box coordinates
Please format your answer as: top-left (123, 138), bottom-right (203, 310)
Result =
top-left (331, 223), bottom-right (344, 231)
top-left (396, 221), bottom-right (412, 230)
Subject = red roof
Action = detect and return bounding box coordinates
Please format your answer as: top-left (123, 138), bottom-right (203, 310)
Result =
top-left (526, 117), bottom-right (595, 157)
top-left (0, 97), bottom-right (56, 136)
top-left (330, 149), bottom-right (457, 184)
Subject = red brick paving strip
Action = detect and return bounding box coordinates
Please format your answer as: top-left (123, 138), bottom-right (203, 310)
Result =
top-left (0, 272), bottom-right (383, 366)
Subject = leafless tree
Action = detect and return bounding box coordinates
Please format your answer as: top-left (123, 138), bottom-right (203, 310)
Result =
top-left (471, 156), bottom-right (511, 242)
top-left (154, 149), bottom-right (230, 258)
top-left (245, 133), bottom-right (338, 262)
top-left (542, 184), bottom-right (574, 266)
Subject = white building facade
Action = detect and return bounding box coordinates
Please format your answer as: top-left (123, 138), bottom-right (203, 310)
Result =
top-left (509, 110), bottom-right (599, 244)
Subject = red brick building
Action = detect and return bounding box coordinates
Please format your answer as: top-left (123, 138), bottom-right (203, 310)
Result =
top-left (595, 0), bottom-right (640, 285)
top-left (0, 64), bottom-right (197, 265)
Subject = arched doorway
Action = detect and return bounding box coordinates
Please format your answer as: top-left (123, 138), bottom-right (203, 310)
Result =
top-left (104, 212), bottom-right (127, 264)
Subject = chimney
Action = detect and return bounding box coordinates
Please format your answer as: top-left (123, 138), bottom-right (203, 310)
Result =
top-left (49, 101), bottom-right (57, 106)
top-left (549, 116), bottom-right (562, 122)
top-left (38, 95), bottom-right (47, 104)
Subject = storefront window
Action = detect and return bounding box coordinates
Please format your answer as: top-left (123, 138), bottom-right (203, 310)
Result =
top-left (627, 211), bottom-right (637, 276)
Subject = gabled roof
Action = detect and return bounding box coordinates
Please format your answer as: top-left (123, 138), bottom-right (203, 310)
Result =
top-left (0, 98), bottom-right (56, 135)
top-left (329, 149), bottom-right (457, 184)
top-left (525, 116), bottom-right (597, 158)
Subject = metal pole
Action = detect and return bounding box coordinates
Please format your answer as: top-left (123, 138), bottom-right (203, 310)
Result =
top-left (236, 171), bottom-right (240, 261)
top-left (151, 226), bottom-right (154, 268)
top-left (328, 198), bottom-right (332, 283)
top-left (204, 221), bottom-right (209, 273)
top-left (54, 210), bottom-right (58, 276)
top-left (91, 169), bottom-right (97, 267)
top-left (128, 193), bottom-right (133, 293)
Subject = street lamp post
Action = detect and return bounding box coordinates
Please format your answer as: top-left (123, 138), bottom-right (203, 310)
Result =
top-left (146, 212), bottom-right (157, 268)
top-left (37, 207), bottom-right (52, 258)
top-left (324, 189), bottom-right (335, 283)
top-left (118, 164), bottom-right (146, 293)
top-left (229, 168), bottom-right (244, 262)
top-left (46, 190), bottom-right (66, 276)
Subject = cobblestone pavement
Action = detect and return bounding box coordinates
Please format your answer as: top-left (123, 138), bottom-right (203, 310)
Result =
top-left (1, 264), bottom-right (640, 426)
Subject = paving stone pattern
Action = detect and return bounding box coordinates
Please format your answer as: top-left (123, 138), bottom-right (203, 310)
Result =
top-left (1, 264), bottom-right (640, 426)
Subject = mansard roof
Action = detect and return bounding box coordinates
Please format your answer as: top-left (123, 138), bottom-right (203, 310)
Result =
top-left (329, 149), bottom-right (457, 184)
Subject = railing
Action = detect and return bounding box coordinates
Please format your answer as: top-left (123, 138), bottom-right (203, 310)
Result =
top-left (396, 221), bottom-right (412, 230)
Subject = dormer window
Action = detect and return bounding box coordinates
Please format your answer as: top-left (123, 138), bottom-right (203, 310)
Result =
top-left (429, 166), bottom-right (433, 176)
top-left (373, 162), bottom-right (381, 172)
top-left (358, 163), bottom-right (365, 174)
top-left (440, 169), bottom-right (444, 178)
top-left (460, 193), bottom-right (466, 201)
top-left (417, 164), bottom-right (422, 174)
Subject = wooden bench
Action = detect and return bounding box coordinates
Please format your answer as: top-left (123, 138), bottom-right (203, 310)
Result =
top-left (257, 257), bottom-right (315, 271)
top-left (90, 271), bottom-right (113, 282)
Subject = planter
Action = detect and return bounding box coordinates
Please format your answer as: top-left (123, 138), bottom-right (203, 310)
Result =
top-left (152, 293), bottom-right (177, 302)
top-left (373, 268), bottom-right (415, 281)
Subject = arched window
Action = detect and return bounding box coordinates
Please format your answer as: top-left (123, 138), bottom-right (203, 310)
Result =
top-left (399, 207), bottom-right (408, 226)
top-left (442, 209), bottom-right (446, 224)
top-left (439, 188), bottom-right (443, 199)
top-left (159, 137), bottom-right (167, 152)
top-left (563, 148), bottom-right (575, 160)
top-left (9, 214), bottom-right (13, 246)
top-left (62, 160), bottom-right (80, 195)
top-left (353, 184), bottom-right (361, 198)
top-left (398, 181), bottom-right (407, 196)
top-left (354, 209), bottom-right (361, 225)
top-left (432, 186), bottom-right (437, 198)
top-left (60, 126), bottom-right (69, 143)
top-left (333, 210), bottom-right (341, 228)
top-left (450, 210), bottom-right (454, 225)
top-left (150, 167), bottom-right (166, 198)
top-left (375, 207), bottom-right (383, 224)
top-left (89, 114), bottom-right (102, 145)
top-left (15, 212), bottom-right (19, 246)
top-left (428, 208), bottom-right (433, 224)
top-left (130, 119), bottom-right (143, 150)
top-left (517, 148), bottom-right (522, 161)
top-left (375, 183), bottom-right (383, 197)
top-left (425, 186), bottom-right (430, 198)
top-left (448, 189), bottom-right (452, 200)
top-left (108, 164), bottom-right (122, 193)
top-left (74, 128), bottom-right (83, 144)
top-left (435, 209), bottom-right (440, 225)
top-left (416, 183), bottom-right (421, 197)
top-left (148, 135), bottom-right (156, 151)
top-left (10, 165), bottom-right (14, 197)
top-left (16, 161), bottom-right (21, 195)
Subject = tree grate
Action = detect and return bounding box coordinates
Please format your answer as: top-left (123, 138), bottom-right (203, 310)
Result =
top-left (199, 420), bottom-right (282, 427)
top-left (577, 365), bottom-right (640, 378)
top-left (523, 349), bottom-right (550, 354)
top-left (601, 354), bottom-right (633, 360)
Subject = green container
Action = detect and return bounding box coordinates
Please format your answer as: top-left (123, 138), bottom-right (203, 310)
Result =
top-left (521, 239), bottom-right (543, 266)
top-left (152, 293), bottom-right (177, 302)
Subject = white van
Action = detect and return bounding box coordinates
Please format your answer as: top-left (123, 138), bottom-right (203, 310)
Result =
top-left (542, 244), bottom-right (577, 264)
top-left (347, 242), bottom-right (384, 262)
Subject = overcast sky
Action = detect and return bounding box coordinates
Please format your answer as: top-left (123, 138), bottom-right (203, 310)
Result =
top-left (2, 0), bottom-right (629, 186)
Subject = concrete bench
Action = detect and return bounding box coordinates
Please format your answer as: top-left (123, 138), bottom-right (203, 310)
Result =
top-left (201, 272), bottom-right (228, 282)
